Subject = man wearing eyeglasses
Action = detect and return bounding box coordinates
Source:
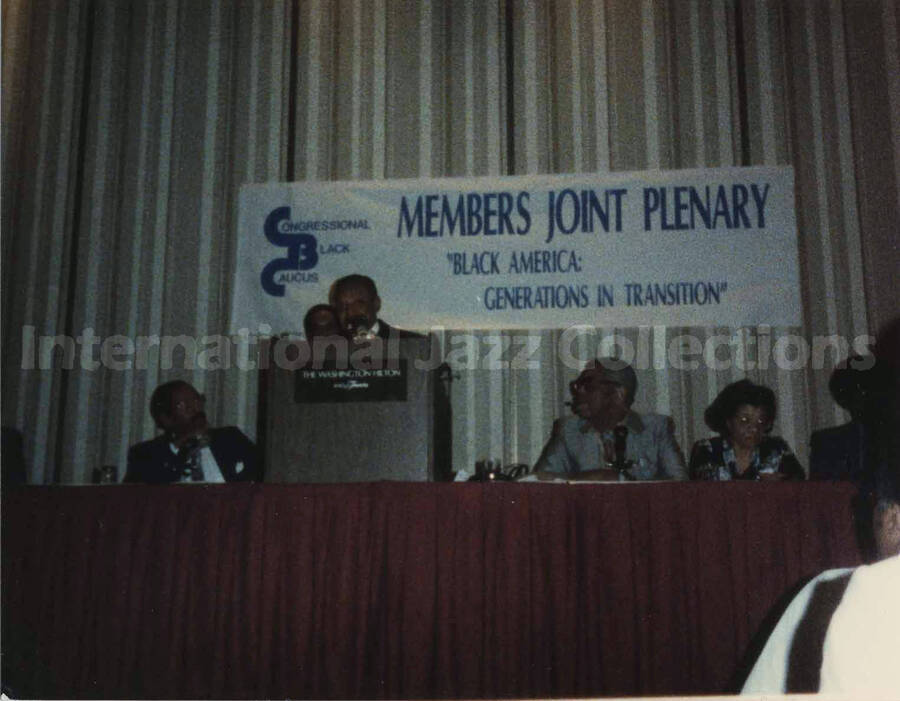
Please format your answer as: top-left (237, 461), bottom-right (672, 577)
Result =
top-left (124, 380), bottom-right (260, 484)
top-left (533, 357), bottom-right (687, 481)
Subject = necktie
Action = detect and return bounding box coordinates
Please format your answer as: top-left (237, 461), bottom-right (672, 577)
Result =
top-left (600, 431), bottom-right (615, 468)
top-left (177, 442), bottom-right (205, 482)
top-left (188, 449), bottom-right (204, 482)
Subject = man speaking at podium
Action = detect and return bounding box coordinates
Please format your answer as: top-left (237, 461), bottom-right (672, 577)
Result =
top-left (534, 357), bottom-right (687, 481)
top-left (330, 274), bottom-right (425, 341)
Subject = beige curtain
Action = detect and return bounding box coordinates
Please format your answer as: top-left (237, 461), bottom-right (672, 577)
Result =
top-left (2, 0), bottom-right (897, 483)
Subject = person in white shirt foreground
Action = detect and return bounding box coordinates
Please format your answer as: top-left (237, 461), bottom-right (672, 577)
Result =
top-left (817, 487), bottom-right (900, 695)
top-left (741, 426), bottom-right (900, 694)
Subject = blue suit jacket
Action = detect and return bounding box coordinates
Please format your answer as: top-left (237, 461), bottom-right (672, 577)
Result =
top-left (809, 422), bottom-right (868, 483)
top-left (534, 411), bottom-right (687, 480)
top-left (124, 426), bottom-right (261, 484)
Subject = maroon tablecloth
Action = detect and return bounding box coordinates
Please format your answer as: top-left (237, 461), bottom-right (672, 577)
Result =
top-left (2, 481), bottom-right (863, 698)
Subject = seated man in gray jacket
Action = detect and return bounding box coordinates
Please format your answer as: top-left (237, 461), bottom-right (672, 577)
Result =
top-left (534, 357), bottom-right (686, 481)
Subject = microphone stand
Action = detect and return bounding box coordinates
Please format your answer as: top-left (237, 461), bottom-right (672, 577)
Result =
top-left (613, 425), bottom-right (636, 481)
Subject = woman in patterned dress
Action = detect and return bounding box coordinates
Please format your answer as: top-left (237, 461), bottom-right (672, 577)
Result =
top-left (689, 379), bottom-right (804, 481)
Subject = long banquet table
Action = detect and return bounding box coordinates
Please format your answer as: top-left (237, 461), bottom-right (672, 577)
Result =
top-left (2, 481), bottom-right (863, 698)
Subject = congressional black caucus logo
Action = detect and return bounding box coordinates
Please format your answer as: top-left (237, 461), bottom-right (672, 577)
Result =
top-left (260, 207), bottom-right (365, 297)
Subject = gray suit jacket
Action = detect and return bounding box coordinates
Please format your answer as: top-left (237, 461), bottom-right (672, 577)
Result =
top-left (534, 411), bottom-right (687, 480)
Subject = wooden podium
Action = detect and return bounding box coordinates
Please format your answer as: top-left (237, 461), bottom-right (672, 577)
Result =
top-left (259, 336), bottom-right (450, 482)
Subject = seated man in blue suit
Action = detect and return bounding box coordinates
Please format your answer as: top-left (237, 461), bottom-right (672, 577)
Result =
top-left (533, 357), bottom-right (686, 481)
top-left (125, 380), bottom-right (260, 484)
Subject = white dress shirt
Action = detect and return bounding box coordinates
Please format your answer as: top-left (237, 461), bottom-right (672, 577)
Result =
top-left (741, 567), bottom-right (853, 694)
top-left (819, 553), bottom-right (900, 695)
top-left (168, 443), bottom-right (225, 483)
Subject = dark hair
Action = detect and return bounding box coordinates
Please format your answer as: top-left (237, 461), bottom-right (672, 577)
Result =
top-left (303, 304), bottom-right (340, 338)
top-left (330, 274), bottom-right (378, 303)
top-left (874, 314), bottom-right (900, 375)
top-left (872, 385), bottom-right (900, 506)
top-left (829, 355), bottom-right (879, 413)
top-left (704, 379), bottom-right (776, 435)
top-left (874, 460), bottom-right (900, 506)
top-left (149, 380), bottom-right (195, 422)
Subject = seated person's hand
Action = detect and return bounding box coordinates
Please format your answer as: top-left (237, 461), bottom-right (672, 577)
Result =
top-left (535, 470), bottom-right (561, 481)
top-left (533, 467), bottom-right (621, 482)
top-left (758, 471), bottom-right (786, 481)
top-left (567, 467), bottom-right (621, 482)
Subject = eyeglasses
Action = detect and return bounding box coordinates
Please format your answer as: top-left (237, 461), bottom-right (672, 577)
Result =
top-left (569, 377), bottom-right (620, 394)
top-left (172, 393), bottom-right (204, 411)
top-left (732, 414), bottom-right (771, 430)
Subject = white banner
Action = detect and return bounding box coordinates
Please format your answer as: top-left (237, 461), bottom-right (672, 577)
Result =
top-left (230, 166), bottom-right (801, 333)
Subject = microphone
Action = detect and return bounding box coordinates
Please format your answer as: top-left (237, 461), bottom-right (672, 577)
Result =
top-left (346, 315), bottom-right (375, 342)
top-left (613, 425), bottom-right (628, 469)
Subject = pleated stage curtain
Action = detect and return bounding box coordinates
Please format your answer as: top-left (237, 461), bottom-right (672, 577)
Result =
top-left (2, 481), bottom-right (862, 698)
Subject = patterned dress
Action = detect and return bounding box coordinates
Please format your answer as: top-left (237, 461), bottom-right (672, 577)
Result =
top-left (689, 435), bottom-right (804, 480)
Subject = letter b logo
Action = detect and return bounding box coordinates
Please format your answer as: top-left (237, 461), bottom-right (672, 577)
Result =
top-left (260, 207), bottom-right (319, 296)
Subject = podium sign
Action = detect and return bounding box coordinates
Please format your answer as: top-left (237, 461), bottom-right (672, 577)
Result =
top-left (294, 362), bottom-right (408, 403)
top-left (261, 337), bottom-right (442, 483)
